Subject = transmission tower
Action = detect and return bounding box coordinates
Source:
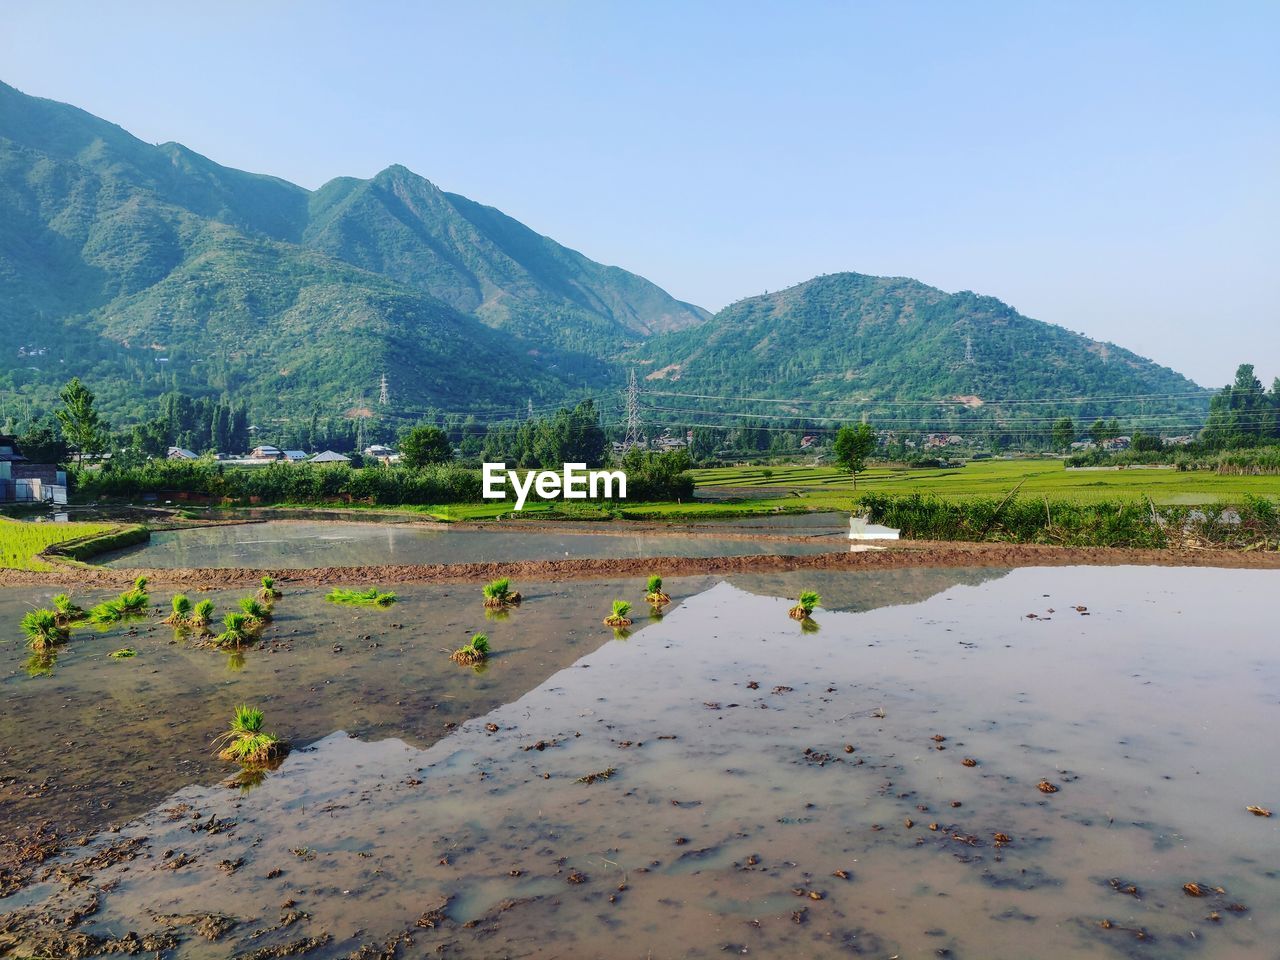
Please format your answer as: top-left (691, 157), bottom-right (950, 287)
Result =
top-left (378, 372), bottom-right (390, 406)
top-left (964, 332), bottom-right (974, 365)
top-left (527, 398), bottom-right (535, 420)
top-left (623, 368), bottom-right (643, 449)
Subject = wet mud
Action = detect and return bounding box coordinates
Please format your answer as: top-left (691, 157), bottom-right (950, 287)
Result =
top-left (3, 567), bottom-right (1278, 958)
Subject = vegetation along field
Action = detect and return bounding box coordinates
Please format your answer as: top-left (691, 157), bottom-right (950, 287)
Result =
top-left (690, 458), bottom-right (1280, 509)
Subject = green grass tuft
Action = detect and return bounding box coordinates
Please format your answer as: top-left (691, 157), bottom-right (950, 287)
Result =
top-left (325, 586), bottom-right (397, 606)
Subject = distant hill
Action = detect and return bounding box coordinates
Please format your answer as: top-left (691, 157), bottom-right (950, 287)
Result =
top-left (0, 80), bottom-right (705, 424)
top-left (0, 80), bottom-right (1207, 438)
top-left (632, 273), bottom-right (1207, 426)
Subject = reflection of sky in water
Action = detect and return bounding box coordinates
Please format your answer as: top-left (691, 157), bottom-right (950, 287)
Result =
top-left (100, 520), bottom-right (846, 568)
top-left (5, 566), bottom-right (1278, 959)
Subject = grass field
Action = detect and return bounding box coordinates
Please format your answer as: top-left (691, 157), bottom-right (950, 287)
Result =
top-left (250, 459), bottom-right (1278, 524)
top-left (0, 517), bottom-right (118, 571)
top-left (690, 458), bottom-right (1280, 508)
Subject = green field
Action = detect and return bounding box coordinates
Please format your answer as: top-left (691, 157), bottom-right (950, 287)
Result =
top-left (0, 517), bottom-right (119, 571)
top-left (253, 459), bottom-right (1278, 524)
top-left (689, 458), bottom-right (1280, 509)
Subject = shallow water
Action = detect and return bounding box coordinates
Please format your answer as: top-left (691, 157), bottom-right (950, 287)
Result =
top-left (3, 567), bottom-right (1278, 958)
top-left (97, 519), bottom-right (847, 568)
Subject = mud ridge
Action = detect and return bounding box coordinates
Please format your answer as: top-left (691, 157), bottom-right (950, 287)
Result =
top-left (4, 540), bottom-right (1278, 589)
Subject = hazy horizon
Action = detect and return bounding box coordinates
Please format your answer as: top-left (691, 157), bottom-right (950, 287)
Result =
top-left (2, 0), bottom-right (1276, 388)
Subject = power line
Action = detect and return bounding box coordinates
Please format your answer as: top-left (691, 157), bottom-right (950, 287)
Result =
top-left (638, 402), bottom-right (1245, 427)
top-left (643, 389), bottom-right (1217, 407)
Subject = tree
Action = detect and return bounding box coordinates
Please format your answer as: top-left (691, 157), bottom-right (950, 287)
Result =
top-left (833, 423), bottom-right (876, 490)
top-left (16, 420), bottom-right (69, 465)
top-left (1051, 417), bottom-right (1075, 453)
top-left (55, 378), bottom-right (109, 464)
top-left (398, 425), bottom-right (454, 467)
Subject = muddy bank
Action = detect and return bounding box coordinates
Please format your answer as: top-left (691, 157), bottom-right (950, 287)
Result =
top-left (6, 539), bottom-right (1279, 588)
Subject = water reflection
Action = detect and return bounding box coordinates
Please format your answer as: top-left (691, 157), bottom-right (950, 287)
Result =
top-left (97, 520), bottom-right (847, 568)
top-left (3, 567), bottom-right (1277, 959)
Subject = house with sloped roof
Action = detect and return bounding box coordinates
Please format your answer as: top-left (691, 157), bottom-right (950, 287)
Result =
top-left (308, 450), bottom-right (352, 465)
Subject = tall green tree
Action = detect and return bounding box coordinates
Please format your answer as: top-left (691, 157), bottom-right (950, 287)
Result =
top-left (833, 422), bottom-right (877, 490)
top-left (16, 419), bottom-right (69, 464)
top-left (1052, 417), bottom-right (1075, 452)
top-left (55, 378), bottom-right (109, 464)
top-left (398, 425), bottom-right (454, 467)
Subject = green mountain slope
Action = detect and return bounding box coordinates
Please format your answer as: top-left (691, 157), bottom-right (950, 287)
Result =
top-left (633, 273), bottom-right (1206, 425)
top-left (304, 165), bottom-right (708, 348)
top-left (0, 80), bottom-right (698, 424)
top-left (0, 80), bottom-right (1208, 439)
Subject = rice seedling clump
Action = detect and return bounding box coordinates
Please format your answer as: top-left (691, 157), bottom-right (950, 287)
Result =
top-left (163, 594), bottom-right (192, 624)
top-left (21, 608), bottom-right (67, 651)
top-left (644, 575), bottom-right (671, 606)
top-left (51, 593), bottom-right (85, 625)
top-left (603, 599), bottom-right (633, 627)
top-left (451, 632), bottom-right (490, 665)
top-left (326, 587), bottom-right (397, 606)
top-left (789, 590), bottom-right (821, 621)
top-left (214, 705), bottom-right (289, 766)
top-left (482, 578), bottom-right (521, 607)
top-left (214, 611), bottom-right (257, 649)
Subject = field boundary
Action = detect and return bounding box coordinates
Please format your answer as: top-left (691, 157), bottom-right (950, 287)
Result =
top-left (37, 524), bottom-right (150, 567)
top-left (2, 539), bottom-right (1278, 589)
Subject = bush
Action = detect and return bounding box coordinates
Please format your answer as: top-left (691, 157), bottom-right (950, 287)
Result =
top-left (859, 492), bottom-right (1280, 549)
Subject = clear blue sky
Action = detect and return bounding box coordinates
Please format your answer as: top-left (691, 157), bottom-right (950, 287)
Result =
top-left (3, 0), bottom-right (1276, 387)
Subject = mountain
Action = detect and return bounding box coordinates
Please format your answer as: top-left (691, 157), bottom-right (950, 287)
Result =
top-left (0, 80), bottom-right (706, 424)
top-left (303, 166), bottom-right (708, 345)
top-left (632, 273), bottom-right (1207, 425)
top-left (0, 80), bottom-right (1207, 441)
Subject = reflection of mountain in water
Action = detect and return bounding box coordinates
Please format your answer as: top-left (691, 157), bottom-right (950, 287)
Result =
top-left (727, 567), bottom-right (1011, 612)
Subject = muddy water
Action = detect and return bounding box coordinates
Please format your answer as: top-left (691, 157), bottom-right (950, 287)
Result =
top-left (0, 569), bottom-right (986, 845)
top-left (3, 567), bottom-right (1279, 958)
top-left (97, 520), bottom-right (847, 568)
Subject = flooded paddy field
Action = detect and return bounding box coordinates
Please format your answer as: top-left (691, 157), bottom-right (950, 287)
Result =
top-left (2, 566), bottom-right (1277, 958)
top-left (96, 520), bottom-right (846, 570)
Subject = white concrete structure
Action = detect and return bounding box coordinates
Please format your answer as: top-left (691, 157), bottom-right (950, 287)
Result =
top-left (849, 516), bottom-right (900, 541)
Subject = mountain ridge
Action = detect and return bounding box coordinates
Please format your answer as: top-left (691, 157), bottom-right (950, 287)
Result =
top-left (0, 79), bottom-right (1207, 436)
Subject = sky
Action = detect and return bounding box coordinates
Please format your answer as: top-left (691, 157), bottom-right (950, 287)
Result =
top-left (2, 0), bottom-right (1277, 387)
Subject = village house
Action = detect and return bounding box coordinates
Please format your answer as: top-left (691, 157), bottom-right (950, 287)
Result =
top-left (308, 450), bottom-right (352, 465)
top-left (167, 446), bottom-right (199, 460)
top-left (0, 435), bottom-right (66, 503)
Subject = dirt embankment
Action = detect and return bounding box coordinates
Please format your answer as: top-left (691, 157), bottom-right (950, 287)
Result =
top-left (4, 540), bottom-right (1278, 590)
